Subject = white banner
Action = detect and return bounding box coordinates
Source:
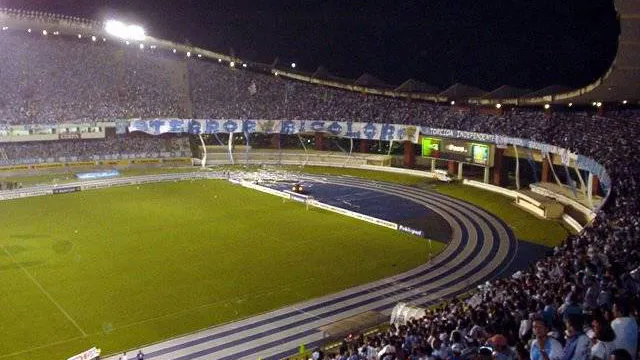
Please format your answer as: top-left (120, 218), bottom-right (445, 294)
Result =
top-left (66, 347), bottom-right (101, 360)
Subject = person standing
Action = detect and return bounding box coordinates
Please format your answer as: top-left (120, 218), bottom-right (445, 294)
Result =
top-left (530, 316), bottom-right (563, 360)
top-left (137, 350), bottom-right (144, 360)
top-left (611, 299), bottom-right (638, 360)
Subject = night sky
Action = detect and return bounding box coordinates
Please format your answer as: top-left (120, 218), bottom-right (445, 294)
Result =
top-left (1, 0), bottom-right (620, 91)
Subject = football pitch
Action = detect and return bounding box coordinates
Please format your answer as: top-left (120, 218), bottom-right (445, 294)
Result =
top-left (0, 180), bottom-right (442, 360)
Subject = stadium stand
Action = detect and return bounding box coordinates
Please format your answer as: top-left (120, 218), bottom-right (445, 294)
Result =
top-left (0, 18), bottom-right (639, 360)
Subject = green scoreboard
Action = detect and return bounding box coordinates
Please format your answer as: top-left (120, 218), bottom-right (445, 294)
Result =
top-left (421, 137), bottom-right (494, 166)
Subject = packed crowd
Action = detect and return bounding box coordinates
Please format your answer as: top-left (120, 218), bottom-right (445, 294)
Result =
top-left (0, 32), bottom-right (188, 124)
top-left (0, 135), bottom-right (190, 165)
top-left (1, 28), bottom-right (639, 360)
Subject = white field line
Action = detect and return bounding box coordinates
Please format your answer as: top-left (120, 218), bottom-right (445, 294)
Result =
top-left (1, 245), bottom-right (87, 337)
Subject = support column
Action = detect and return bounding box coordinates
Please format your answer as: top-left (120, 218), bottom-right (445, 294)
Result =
top-left (448, 161), bottom-right (457, 176)
top-left (541, 157), bottom-right (550, 183)
top-left (270, 133), bottom-right (280, 149)
top-left (314, 132), bottom-right (324, 151)
top-left (430, 159), bottom-right (436, 172)
top-left (491, 147), bottom-right (506, 186)
top-left (359, 139), bottom-right (370, 153)
top-left (457, 162), bottom-right (464, 180)
top-left (483, 166), bottom-right (490, 184)
top-left (403, 141), bottom-right (416, 169)
top-left (591, 174), bottom-right (600, 196)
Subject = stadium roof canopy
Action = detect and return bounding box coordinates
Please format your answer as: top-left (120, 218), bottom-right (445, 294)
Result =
top-left (484, 85), bottom-right (532, 99)
top-left (438, 83), bottom-right (488, 99)
top-left (523, 85), bottom-right (573, 98)
top-left (395, 79), bottom-right (439, 94)
top-left (354, 73), bottom-right (391, 88)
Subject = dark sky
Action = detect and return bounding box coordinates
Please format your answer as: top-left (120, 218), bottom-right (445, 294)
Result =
top-left (1, 0), bottom-right (620, 91)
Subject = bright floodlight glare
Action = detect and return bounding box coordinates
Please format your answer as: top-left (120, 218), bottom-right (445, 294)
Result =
top-left (291, 62), bottom-right (296, 68)
top-left (495, 103), bottom-right (502, 109)
top-left (218, 58), bottom-right (222, 62)
top-left (92, 35), bottom-right (97, 42)
top-left (2, 26), bottom-right (8, 31)
top-left (42, 30), bottom-right (47, 35)
top-left (242, 63), bottom-right (247, 68)
top-left (104, 20), bottom-right (146, 41)
top-left (623, 100), bottom-right (628, 104)
top-left (596, 102), bottom-right (602, 108)
top-left (568, 103), bottom-right (573, 107)
top-left (77, 34), bottom-right (82, 39)
top-left (450, 101), bottom-right (455, 105)
top-left (27, 28), bottom-right (31, 33)
top-left (186, 51), bottom-right (191, 57)
top-left (229, 61), bottom-right (235, 68)
top-left (139, 43), bottom-right (145, 50)
top-left (544, 104), bottom-right (550, 110)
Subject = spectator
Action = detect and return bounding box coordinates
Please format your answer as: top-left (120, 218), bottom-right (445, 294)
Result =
top-left (611, 299), bottom-right (638, 360)
top-left (531, 316), bottom-right (563, 360)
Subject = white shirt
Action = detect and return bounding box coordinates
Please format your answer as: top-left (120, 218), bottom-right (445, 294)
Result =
top-left (591, 340), bottom-right (615, 360)
top-left (611, 317), bottom-right (638, 360)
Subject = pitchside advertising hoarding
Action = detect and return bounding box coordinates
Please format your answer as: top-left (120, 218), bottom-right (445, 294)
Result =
top-left (421, 137), bottom-right (494, 167)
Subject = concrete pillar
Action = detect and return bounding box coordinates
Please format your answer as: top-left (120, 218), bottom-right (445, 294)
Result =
top-left (541, 156), bottom-right (550, 183)
top-left (270, 133), bottom-right (280, 149)
top-left (592, 175), bottom-right (600, 196)
top-left (483, 166), bottom-right (490, 184)
top-left (491, 147), bottom-right (504, 186)
top-left (491, 147), bottom-right (505, 186)
top-left (430, 159), bottom-right (436, 172)
top-left (448, 161), bottom-right (457, 176)
top-left (314, 132), bottom-right (324, 151)
top-left (457, 162), bottom-right (463, 180)
top-left (359, 139), bottom-right (370, 153)
top-left (403, 141), bottom-right (416, 169)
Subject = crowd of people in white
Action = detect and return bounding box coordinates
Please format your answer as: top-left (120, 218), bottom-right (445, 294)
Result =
top-left (0, 30), bottom-right (638, 360)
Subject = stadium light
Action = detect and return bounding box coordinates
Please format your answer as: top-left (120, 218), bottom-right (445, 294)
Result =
top-left (568, 103), bottom-right (573, 107)
top-left (596, 102), bottom-right (602, 108)
top-left (592, 102), bottom-right (597, 107)
top-left (77, 34), bottom-right (82, 39)
top-left (291, 62), bottom-right (296, 68)
top-left (104, 20), bottom-right (146, 41)
top-left (42, 30), bottom-right (47, 35)
top-left (27, 28), bottom-right (31, 33)
top-left (172, 48), bottom-right (176, 53)
top-left (450, 101), bottom-right (455, 105)
top-left (495, 103), bottom-right (502, 109)
top-left (2, 26), bottom-right (8, 31)
top-left (91, 35), bottom-right (97, 42)
top-left (139, 43), bottom-right (144, 50)
top-left (544, 104), bottom-right (550, 110)
top-left (125, 40), bottom-right (130, 45)
top-left (242, 63), bottom-right (247, 68)
top-left (229, 61), bottom-right (235, 68)
top-left (218, 58), bottom-right (222, 62)
top-left (622, 100), bottom-right (628, 105)
top-left (186, 51), bottom-right (191, 57)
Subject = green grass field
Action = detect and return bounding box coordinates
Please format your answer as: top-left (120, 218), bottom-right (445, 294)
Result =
top-left (0, 180), bottom-right (442, 360)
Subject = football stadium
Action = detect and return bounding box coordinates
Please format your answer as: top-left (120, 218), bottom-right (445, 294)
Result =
top-left (0, 2), bottom-right (638, 360)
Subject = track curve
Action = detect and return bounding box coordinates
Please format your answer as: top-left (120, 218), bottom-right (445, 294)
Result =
top-left (101, 173), bottom-right (517, 360)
